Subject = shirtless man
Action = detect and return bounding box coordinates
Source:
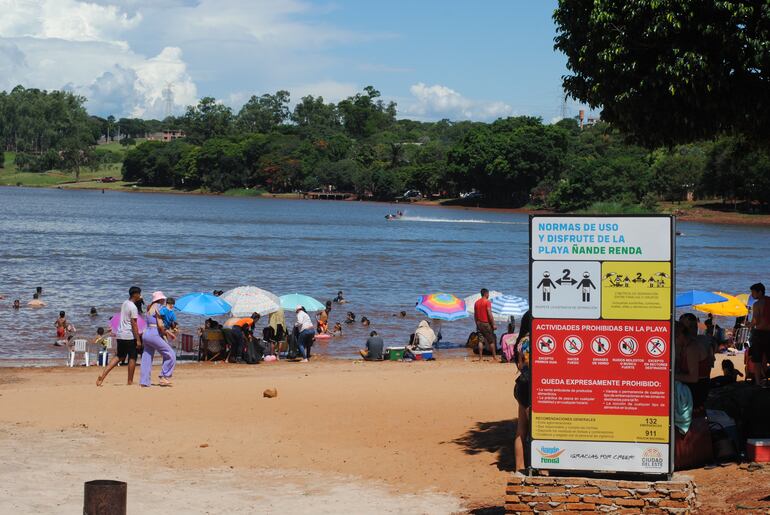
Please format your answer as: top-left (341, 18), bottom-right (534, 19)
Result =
top-left (28, 293), bottom-right (46, 307)
top-left (749, 282), bottom-right (770, 385)
top-left (54, 311), bottom-right (68, 346)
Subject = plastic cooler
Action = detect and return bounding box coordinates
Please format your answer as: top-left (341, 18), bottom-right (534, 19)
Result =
top-left (386, 347), bottom-right (405, 361)
top-left (413, 350), bottom-right (433, 360)
top-left (747, 439), bottom-right (770, 462)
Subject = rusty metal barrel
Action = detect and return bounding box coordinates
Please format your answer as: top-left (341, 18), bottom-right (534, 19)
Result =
top-left (83, 480), bottom-right (127, 515)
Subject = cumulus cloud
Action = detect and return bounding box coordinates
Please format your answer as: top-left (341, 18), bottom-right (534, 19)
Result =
top-left (404, 82), bottom-right (513, 121)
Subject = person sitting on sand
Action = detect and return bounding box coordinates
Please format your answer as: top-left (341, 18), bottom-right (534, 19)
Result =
top-left (361, 316), bottom-right (370, 327)
top-left (334, 291), bottom-right (347, 304)
top-left (28, 293), bottom-right (46, 307)
top-left (409, 320), bottom-right (436, 351)
top-left (12, 299), bottom-right (20, 310)
top-left (331, 322), bottom-right (343, 336)
top-left (54, 311), bottom-right (68, 345)
top-left (345, 312), bottom-right (356, 324)
top-left (359, 331), bottom-right (384, 361)
top-left (711, 359), bottom-right (744, 388)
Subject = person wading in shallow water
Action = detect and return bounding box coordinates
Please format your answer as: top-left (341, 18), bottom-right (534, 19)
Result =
top-left (97, 286), bottom-right (142, 386)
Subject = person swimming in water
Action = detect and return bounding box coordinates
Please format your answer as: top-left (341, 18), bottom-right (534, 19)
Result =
top-left (361, 316), bottom-right (370, 327)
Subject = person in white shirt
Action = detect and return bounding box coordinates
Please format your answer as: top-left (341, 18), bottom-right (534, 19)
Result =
top-left (97, 286), bottom-right (143, 386)
top-left (294, 305), bottom-right (315, 362)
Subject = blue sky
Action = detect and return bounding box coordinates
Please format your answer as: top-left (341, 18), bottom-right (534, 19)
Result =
top-left (0, 0), bottom-right (589, 121)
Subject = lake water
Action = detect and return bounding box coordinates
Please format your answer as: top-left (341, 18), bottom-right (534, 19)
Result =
top-left (0, 187), bottom-right (768, 364)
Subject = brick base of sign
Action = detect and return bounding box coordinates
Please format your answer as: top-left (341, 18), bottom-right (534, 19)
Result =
top-left (505, 474), bottom-right (697, 514)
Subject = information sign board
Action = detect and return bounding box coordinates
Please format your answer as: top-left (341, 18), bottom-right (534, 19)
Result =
top-left (529, 215), bottom-right (674, 475)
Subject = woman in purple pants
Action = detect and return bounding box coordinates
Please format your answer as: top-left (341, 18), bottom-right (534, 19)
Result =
top-left (140, 291), bottom-right (176, 387)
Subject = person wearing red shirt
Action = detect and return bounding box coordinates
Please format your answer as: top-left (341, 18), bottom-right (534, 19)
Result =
top-left (474, 288), bottom-right (497, 362)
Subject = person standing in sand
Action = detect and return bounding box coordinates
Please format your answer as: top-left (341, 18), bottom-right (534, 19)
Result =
top-left (140, 291), bottom-right (176, 387)
top-left (295, 305), bottom-right (315, 363)
top-left (474, 288), bottom-right (497, 362)
top-left (749, 282), bottom-right (770, 385)
top-left (97, 286), bottom-right (143, 386)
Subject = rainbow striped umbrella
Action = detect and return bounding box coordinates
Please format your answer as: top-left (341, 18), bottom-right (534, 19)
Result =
top-left (415, 293), bottom-right (469, 321)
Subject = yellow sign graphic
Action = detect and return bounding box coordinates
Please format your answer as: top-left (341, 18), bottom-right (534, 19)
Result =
top-left (532, 412), bottom-right (668, 443)
top-left (601, 262), bottom-right (671, 320)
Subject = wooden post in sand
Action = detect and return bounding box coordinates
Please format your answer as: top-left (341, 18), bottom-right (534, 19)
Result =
top-left (83, 480), bottom-right (126, 515)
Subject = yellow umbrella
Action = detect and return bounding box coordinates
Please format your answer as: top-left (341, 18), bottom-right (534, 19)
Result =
top-left (694, 292), bottom-right (749, 317)
top-left (734, 293), bottom-right (750, 305)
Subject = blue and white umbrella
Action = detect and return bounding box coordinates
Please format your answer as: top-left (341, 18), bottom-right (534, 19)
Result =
top-left (490, 295), bottom-right (529, 321)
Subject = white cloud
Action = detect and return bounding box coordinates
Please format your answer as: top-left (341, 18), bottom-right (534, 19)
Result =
top-left (0, 0), bottom-right (389, 117)
top-left (404, 83), bottom-right (513, 121)
top-left (0, 0), bottom-right (140, 43)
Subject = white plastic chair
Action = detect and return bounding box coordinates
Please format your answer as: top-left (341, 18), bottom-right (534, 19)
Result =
top-left (68, 339), bottom-right (89, 367)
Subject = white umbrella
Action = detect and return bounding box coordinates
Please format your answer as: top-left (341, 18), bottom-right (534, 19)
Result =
top-left (220, 286), bottom-right (281, 317)
top-left (490, 295), bottom-right (529, 321)
top-left (464, 290), bottom-right (504, 314)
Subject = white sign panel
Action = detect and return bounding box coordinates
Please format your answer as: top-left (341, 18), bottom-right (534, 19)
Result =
top-left (531, 440), bottom-right (669, 474)
top-left (531, 217), bottom-right (672, 261)
top-left (531, 261), bottom-right (601, 319)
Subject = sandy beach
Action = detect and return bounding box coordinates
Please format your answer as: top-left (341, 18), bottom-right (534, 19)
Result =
top-left (0, 354), bottom-right (768, 514)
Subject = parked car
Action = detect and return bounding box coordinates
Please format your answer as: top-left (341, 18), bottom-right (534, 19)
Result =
top-left (100, 177), bottom-right (117, 183)
top-left (398, 190), bottom-right (422, 202)
top-left (462, 191), bottom-right (483, 201)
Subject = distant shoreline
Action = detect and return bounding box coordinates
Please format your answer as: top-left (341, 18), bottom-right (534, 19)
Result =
top-left (3, 182), bottom-right (770, 227)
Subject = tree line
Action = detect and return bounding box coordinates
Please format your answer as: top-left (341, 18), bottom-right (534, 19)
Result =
top-left (1, 83), bottom-right (768, 210)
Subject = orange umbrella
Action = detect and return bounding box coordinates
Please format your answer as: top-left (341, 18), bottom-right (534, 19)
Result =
top-left (694, 292), bottom-right (749, 317)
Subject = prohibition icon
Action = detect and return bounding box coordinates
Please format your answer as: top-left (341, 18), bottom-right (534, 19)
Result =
top-left (591, 335), bottom-right (611, 356)
top-left (564, 335), bottom-right (584, 355)
top-left (619, 336), bottom-right (639, 356)
top-left (646, 336), bottom-right (666, 357)
top-left (536, 334), bottom-right (556, 355)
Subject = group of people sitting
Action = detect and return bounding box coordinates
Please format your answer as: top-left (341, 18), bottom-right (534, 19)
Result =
top-left (198, 311), bottom-right (288, 363)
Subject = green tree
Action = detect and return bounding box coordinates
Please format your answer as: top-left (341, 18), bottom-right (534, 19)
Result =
top-left (291, 95), bottom-right (341, 134)
top-left (337, 86), bottom-right (397, 139)
top-left (236, 90), bottom-right (291, 133)
top-left (182, 97), bottom-right (233, 144)
top-left (554, 0), bottom-right (770, 146)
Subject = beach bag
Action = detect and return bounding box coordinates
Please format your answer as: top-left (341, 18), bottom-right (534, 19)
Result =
top-left (244, 339), bottom-right (264, 364)
top-left (466, 331), bottom-right (480, 349)
top-left (674, 416), bottom-right (713, 470)
top-left (709, 420), bottom-right (739, 463)
top-left (287, 332), bottom-right (298, 360)
top-left (501, 334), bottom-right (516, 363)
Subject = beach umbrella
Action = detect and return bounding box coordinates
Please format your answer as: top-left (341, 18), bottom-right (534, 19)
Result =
top-left (490, 295), bottom-right (529, 320)
top-left (221, 286), bottom-right (280, 317)
top-left (109, 312), bottom-right (147, 334)
top-left (415, 293), bottom-right (469, 321)
top-left (675, 290), bottom-right (729, 308)
top-left (694, 292), bottom-right (749, 317)
top-left (175, 292), bottom-right (232, 316)
top-left (280, 293), bottom-right (325, 312)
top-left (734, 293), bottom-right (757, 308)
top-left (464, 290), bottom-right (504, 314)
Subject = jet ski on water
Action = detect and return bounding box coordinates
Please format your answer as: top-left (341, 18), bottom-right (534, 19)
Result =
top-left (385, 210), bottom-right (404, 220)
